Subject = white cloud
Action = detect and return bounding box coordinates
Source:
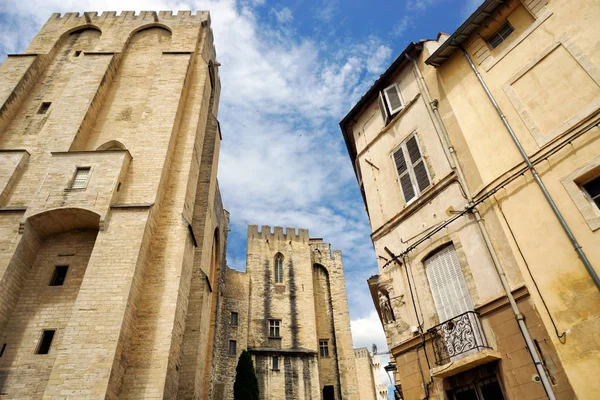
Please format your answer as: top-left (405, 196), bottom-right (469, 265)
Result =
top-left (270, 6), bottom-right (293, 24)
top-left (391, 15), bottom-right (413, 38)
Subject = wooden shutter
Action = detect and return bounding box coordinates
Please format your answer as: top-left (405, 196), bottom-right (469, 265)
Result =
top-left (393, 148), bottom-right (415, 202)
top-left (424, 244), bottom-right (473, 322)
top-left (378, 91), bottom-right (390, 124)
top-left (406, 136), bottom-right (430, 192)
top-left (383, 83), bottom-right (404, 114)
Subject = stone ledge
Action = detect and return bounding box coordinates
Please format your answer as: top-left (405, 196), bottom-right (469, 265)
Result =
top-left (430, 349), bottom-right (502, 378)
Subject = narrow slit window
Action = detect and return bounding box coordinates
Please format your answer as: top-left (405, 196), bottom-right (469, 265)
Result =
top-left (231, 312), bottom-right (239, 326)
top-left (487, 22), bottom-right (514, 49)
top-left (37, 330), bottom-right (55, 355)
top-left (269, 320), bottom-right (281, 338)
top-left (582, 176), bottom-right (600, 209)
top-left (274, 253), bottom-right (284, 284)
top-left (228, 340), bottom-right (237, 356)
top-left (71, 167), bottom-right (91, 189)
top-left (0, 343), bottom-right (6, 357)
top-left (38, 102), bottom-right (51, 114)
top-left (272, 356), bottom-right (279, 370)
top-left (50, 266), bottom-right (68, 286)
top-left (319, 340), bottom-right (329, 357)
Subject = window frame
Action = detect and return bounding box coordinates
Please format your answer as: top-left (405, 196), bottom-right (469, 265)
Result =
top-left (319, 339), bottom-right (330, 358)
top-left (230, 311), bottom-right (239, 326)
top-left (561, 158), bottom-right (600, 231)
top-left (228, 340), bottom-right (237, 356)
top-left (69, 166), bottom-right (92, 190)
top-left (391, 133), bottom-right (432, 205)
top-left (274, 253), bottom-right (284, 284)
top-left (268, 319), bottom-right (281, 338)
top-left (378, 83), bottom-right (405, 125)
top-left (581, 175), bottom-right (600, 209)
top-left (272, 355), bottom-right (279, 371)
top-left (487, 21), bottom-right (515, 49)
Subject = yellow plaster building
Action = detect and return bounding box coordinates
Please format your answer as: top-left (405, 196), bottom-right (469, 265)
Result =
top-left (341, 0), bottom-right (599, 399)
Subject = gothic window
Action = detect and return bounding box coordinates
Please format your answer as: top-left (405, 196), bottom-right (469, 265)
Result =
top-left (274, 253), bottom-right (284, 284)
top-left (269, 320), bottom-right (281, 338)
top-left (392, 134), bottom-right (431, 204)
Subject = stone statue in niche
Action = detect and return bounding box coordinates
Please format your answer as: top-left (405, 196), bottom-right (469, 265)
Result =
top-left (378, 291), bottom-right (395, 324)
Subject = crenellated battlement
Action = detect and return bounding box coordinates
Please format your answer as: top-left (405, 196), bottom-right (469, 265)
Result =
top-left (24, 10), bottom-right (215, 58)
top-left (247, 224), bottom-right (309, 243)
top-left (310, 241), bottom-right (342, 261)
top-left (48, 10), bottom-right (209, 22)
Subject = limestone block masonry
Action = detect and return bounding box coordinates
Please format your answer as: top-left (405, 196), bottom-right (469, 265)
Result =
top-left (213, 225), bottom-right (360, 400)
top-left (0, 10), bottom-right (229, 399)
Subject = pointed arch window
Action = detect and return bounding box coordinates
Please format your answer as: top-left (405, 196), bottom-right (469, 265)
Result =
top-left (274, 253), bottom-right (284, 284)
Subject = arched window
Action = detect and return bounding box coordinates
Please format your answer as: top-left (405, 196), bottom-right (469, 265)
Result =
top-left (274, 253), bottom-right (284, 283)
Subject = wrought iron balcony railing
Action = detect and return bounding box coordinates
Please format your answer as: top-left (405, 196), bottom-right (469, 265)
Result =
top-left (427, 311), bottom-right (490, 366)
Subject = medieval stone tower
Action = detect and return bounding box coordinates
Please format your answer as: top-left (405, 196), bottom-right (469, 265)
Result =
top-left (0, 11), bottom-right (228, 399)
top-left (213, 225), bottom-right (359, 400)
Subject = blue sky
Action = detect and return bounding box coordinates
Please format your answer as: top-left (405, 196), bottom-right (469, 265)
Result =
top-left (0, 0), bottom-right (480, 387)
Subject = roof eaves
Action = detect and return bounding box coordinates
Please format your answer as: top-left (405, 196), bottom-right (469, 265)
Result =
top-left (425, 0), bottom-right (507, 67)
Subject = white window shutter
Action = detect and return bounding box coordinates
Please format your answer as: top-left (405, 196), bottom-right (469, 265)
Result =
top-left (424, 244), bottom-right (473, 322)
top-left (378, 91), bottom-right (390, 124)
top-left (383, 83), bottom-right (404, 114)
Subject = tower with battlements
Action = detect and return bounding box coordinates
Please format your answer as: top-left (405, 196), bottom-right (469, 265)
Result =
top-left (213, 225), bottom-right (359, 400)
top-left (0, 11), bottom-right (227, 399)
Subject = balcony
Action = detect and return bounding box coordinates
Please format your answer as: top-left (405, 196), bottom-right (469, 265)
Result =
top-left (428, 311), bottom-right (501, 378)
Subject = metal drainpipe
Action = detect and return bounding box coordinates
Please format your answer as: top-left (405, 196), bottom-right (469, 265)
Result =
top-left (406, 54), bottom-right (558, 400)
top-left (459, 46), bottom-right (600, 291)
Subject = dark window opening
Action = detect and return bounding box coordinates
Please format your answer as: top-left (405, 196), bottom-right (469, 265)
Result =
top-left (231, 312), bottom-right (238, 326)
top-left (323, 385), bottom-right (335, 400)
top-left (272, 355), bottom-right (279, 370)
top-left (50, 266), bottom-right (68, 286)
top-left (582, 176), bottom-right (600, 209)
top-left (228, 340), bottom-right (237, 356)
top-left (38, 102), bottom-right (51, 114)
top-left (0, 343), bottom-right (6, 357)
top-left (447, 375), bottom-right (505, 400)
top-left (488, 22), bottom-right (514, 49)
top-left (74, 50), bottom-right (82, 57)
top-left (37, 330), bottom-right (55, 355)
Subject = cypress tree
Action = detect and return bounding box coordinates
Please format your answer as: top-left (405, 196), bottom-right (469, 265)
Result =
top-left (233, 350), bottom-right (259, 400)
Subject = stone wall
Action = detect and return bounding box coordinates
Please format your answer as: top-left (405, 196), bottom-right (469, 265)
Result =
top-left (0, 10), bottom-right (226, 399)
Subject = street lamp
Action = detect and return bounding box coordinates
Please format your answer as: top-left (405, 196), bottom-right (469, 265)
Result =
top-left (384, 363), bottom-right (402, 399)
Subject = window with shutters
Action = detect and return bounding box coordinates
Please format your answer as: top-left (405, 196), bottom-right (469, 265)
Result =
top-left (378, 83), bottom-right (405, 125)
top-left (392, 134), bottom-right (431, 204)
top-left (487, 22), bottom-right (514, 49)
top-left (424, 244), bottom-right (473, 322)
top-left (274, 253), bottom-right (284, 284)
top-left (70, 167), bottom-right (91, 190)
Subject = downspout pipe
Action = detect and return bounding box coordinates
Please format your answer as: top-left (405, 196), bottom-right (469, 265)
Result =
top-left (406, 54), bottom-right (558, 400)
top-left (458, 46), bottom-right (600, 291)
